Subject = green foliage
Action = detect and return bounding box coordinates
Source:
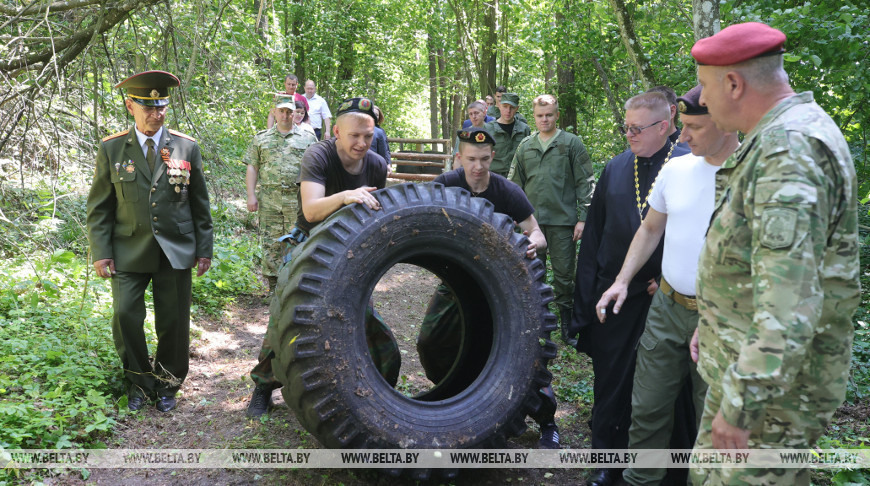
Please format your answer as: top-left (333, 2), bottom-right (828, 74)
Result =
top-left (192, 222), bottom-right (263, 316)
top-left (549, 347), bottom-right (594, 406)
top-left (0, 251), bottom-right (124, 451)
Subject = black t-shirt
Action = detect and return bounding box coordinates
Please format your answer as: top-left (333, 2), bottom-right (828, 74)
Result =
top-left (295, 138), bottom-right (388, 234)
top-left (497, 121), bottom-right (515, 136)
top-left (434, 168), bottom-right (534, 223)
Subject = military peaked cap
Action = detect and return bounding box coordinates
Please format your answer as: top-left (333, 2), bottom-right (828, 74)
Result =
top-left (115, 70), bottom-right (180, 107)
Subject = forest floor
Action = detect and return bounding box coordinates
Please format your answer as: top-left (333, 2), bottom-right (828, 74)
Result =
top-left (47, 264), bottom-right (598, 486)
top-left (41, 263), bottom-right (868, 485)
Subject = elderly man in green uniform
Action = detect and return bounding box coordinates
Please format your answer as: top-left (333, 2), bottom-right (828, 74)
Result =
top-left (87, 71), bottom-right (214, 413)
top-left (484, 93), bottom-right (530, 177)
top-left (689, 22), bottom-right (859, 485)
top-left (509, 94), bottom-right (594, 346)
top-left (245, 95), bottom-right (318, 292)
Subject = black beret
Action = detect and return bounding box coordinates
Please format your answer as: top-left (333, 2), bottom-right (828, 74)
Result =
top-left (677, 85), bottom-right (708, 116)
top-left (115, 70), bottom-right (179, 107)
top-left (335, 97), bottom-right (378, 124)
top-left (457, 127), bottom-right (495, 146)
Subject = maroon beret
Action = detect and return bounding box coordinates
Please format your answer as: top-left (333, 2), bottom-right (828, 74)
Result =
top-left (691, 22), bottom-right (786, 66)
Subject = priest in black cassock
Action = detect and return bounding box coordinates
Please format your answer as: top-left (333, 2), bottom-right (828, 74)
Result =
top-left (569, 92), bottom-right (689, 486)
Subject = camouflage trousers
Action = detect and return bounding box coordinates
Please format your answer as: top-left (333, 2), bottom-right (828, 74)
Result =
top-left (258, 199), bottom-right (298, 279)
top-left (690, 383), bottom-right (834, 485)
top-left (250, 300), bottom-right (400, 389)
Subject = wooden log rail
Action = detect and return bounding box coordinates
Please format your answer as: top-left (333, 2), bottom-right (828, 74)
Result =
top-left (386, 137), bottom-right (453, 182)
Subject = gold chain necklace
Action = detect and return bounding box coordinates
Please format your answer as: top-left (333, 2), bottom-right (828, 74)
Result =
top-left (634, 142), bottom-right (676, 217)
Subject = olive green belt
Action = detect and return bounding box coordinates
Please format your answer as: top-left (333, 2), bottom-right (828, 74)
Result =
top-left (660, 277), bottom-right (698, 312)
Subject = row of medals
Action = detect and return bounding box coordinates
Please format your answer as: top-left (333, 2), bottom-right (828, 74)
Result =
top-left (169, 168), bottom-right (189, 201)
top-left (168, 168), bottom-right (189, 192)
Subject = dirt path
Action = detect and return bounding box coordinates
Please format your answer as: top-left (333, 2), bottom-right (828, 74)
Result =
top-left (72, 264), bottom-right (592, 486)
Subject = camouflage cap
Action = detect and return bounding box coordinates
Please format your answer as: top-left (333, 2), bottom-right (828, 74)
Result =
top-left (115, 70), bottom-right (179, 107)
top-left (457, 127), bottom-right (495, 146)
top-left (335, 97), bottom-right (378, 124)
top-left (677, 85), bottom-right (707, 115)
top-left (500, 93), bottom-right (520, 107)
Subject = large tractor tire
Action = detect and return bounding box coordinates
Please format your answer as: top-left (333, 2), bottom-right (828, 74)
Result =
top-left (272, 182), bottom-right (557, 479)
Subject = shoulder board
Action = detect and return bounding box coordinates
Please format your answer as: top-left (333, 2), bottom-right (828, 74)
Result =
top-left (168, 129), bottom-right (196, 142)
top-left (256, 129), bottom-right (269, 135)
top-left (102, 129), bottom-right (129, 142)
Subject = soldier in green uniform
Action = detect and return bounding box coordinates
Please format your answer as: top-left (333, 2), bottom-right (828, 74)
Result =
top-left (245, 95), bottom-right (318, 292)
top-left (483, 93), bottom-right (531, 177)
top-left (86, 71), bottom-right (214, 413)
top-left (509, 94), bottom-right (594, 346)
top-left (689, 22), bottom-right (860, 485)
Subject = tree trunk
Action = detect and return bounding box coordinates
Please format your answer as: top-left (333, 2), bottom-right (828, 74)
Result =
top-left (438, 48), bottom-right (449, 141)
top-left (557, 60), bottom-right (577, 132)
top-left (692, 0), bottom-right (720, 41)
top-left (591, 56), bottom-right (624, 133)
top-left (607, 0), bottom-right (655, 88)
top-left (481, 0), bottom-right (498, 97)
top-left (428, 32), bottom-right (439, 140)
top-left (291, 0), bottom-right (306, 82)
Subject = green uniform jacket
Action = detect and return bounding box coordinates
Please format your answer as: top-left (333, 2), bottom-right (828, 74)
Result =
top-left (483, 118), bottom-right (531, 177)
top-left (696, 92), bottom-right (859, 430)
top-left (86, 126), bottom-right (214, 272)
top-left (509, 130), bottom-right (594, 225)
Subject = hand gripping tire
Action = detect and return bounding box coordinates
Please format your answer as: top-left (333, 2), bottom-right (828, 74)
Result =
top-left (272, 182), bottom-right (557, 479)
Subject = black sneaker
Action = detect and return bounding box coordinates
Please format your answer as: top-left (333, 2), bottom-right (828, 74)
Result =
top-left (539, 422), bottom-right (560, 449)
top-left (246, 384), bottom-right (273, 417)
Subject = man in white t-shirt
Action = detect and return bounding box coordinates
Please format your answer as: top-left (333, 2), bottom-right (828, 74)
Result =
top-left (304, 79), bottom-right (332, 140)
top-left (594, 85), bottom-right (739, 486)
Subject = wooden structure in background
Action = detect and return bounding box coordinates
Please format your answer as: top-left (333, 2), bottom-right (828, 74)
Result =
top-left (387, 137), bottom-right (452, 182)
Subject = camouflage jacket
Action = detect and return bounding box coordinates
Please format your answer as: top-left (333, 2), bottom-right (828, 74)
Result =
top-left (509, 129), bottom-right (594, 225)
top-left (696, 92), bottom-right (860, 429)
top-left (244, 125), bottom-right (317, 211)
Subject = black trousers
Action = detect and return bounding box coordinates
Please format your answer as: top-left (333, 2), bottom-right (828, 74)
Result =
top-left (111, 250), bottom-right (192, 398)
top-left (579, 290), bottom-right (654, 450)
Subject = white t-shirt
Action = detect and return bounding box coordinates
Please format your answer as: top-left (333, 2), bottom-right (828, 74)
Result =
top-left (305, 94), bottom-right (332, 129)
top-left (647, 152), bottom-right (721, 295)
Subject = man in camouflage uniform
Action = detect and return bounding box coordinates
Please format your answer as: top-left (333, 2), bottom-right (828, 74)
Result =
top-left (690, 22), bottom-right (859, 484)
top-left (483, 93), bottom-right (531, 177)
top-left (509, 94), bottom-right (594, 346)
top-left (246, 95), bottom-right (318, 292)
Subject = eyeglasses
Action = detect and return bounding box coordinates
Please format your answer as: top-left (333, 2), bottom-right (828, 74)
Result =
top-left (138, 105), bottom-right (169, 114)
top-left (620, 120), bottom-right (664, 136)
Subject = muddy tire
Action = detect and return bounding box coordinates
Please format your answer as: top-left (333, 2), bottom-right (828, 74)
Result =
top-left (272, 182), bottom-right (557, 478)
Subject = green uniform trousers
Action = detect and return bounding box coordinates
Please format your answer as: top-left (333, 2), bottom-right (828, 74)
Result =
top-left (538, 225), bottom-right (577, 324)
top-left (623, 289), bottom-right (707, 486)
top-left (111, 251), bottom-right (191, 399)
top-left (250, 300), bottom-right (400, 389)
top-left (417, 283), bottom-right (461, 383)
top-left (417, 283), bottom-right (558, 425)
top-left (690, 383), bottom-right (831, 486)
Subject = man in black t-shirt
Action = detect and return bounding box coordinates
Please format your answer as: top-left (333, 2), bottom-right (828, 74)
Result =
top-left (419, 128), bottom-right (561, 449)
top-left (247, 97), bottom-right (399, 417)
